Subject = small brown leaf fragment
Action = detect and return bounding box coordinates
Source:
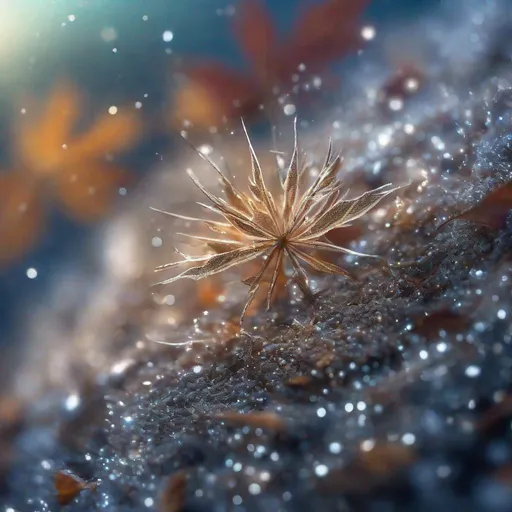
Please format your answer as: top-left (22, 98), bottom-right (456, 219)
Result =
top-left (160, 471), bottom-right (187, 512)
top-left (439, 183), bottom-right (512, 231)
top-left (315, 351), bottom-right (335, 369)
top-left (286, 375), bottom-right (313, 387)
top-left (55, 470), bottom-right (97, 506)
top-left (317, 443), bottom-right (416, 494)
top-left (215, 411), bottom-right (285, 432)
top-left (358, 443), bottom-right (416, 476)
top-left (412, 309), bottom-right (470, 339)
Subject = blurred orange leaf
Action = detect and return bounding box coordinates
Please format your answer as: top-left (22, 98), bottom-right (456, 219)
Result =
top-left (174, 0), bottom-right (370, 128)
top-left (54, 162), bottom-right (132, 223)
top-left (0, 80), bottom-right (142, 265)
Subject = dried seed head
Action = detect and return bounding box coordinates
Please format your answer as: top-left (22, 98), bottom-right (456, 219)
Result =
top-left (152, 120), bottom-right (403, 324)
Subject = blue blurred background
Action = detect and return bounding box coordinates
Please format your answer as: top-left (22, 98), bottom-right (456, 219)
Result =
top-left (0, 0), bottom-right (440, 346)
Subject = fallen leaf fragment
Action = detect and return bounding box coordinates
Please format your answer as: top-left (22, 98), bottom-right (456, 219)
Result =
top-left (55, 470), bottom-right (98, 506)
top-left (438, 183), bottom-right (512, 231)
top-left (160, 470), bottom-right (187, 512)
top-left (215, 411), bottom-right (285, 432)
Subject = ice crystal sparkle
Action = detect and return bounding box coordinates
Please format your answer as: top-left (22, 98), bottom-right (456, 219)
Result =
top-left (152, 120), bottom-right (402, 323)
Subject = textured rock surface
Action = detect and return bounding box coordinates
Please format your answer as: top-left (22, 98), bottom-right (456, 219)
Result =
top-left (3, 0), bottom-right (512, 510)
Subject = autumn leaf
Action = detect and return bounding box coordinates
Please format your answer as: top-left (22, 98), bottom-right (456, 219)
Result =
top-left (438, 183), bottom-right (512, 231)
top-left (0, 80), bottom-right (141, 265)
top-left (173, 0), bottom-right (370, 128)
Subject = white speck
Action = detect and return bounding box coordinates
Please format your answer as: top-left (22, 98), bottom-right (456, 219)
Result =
top-left (142, 15), bottom-right (148, 21)
top-left (315, 464), bottom-right (329, 477)
top-left (465, 365), bottom-right (481, 378)
top-left (405, 78), bottom-right (419, 92)
top-left (344, 402), bottom-right (354, 413)
top-left (101, 26), bottom-right (118, 42)
top-left (357, 401), bottom-right (366, 411)
top-left (41, 460), bottom-right (51, 470)
top-left (329, 442), bottom-right (342, 454)
top-left (436, 342), bottom-right (448, 353)
top-left (404, 123), bottom-right (415, 134)
top-left (26, 268), bottom-right (38, 279)
top-left (144, 497), bottom-right (154, 507)
top-left (65, 393), bottom-right (80, 411)
top-left (124, 416), bottom-right (133, 423)
top-left (233, 495), bottom-right (242, 505)
top-left (199, 144), bottom-right (213, 156)
top-left (68, 14), bottom-right (76, 22)
top-left (389, 98), bottom-right (403, 111)
top-left (431, 136), bottom-right (445, 151)
top-left (110, 359), bottom-right (134, 375)
top-left (402, 433), bottom-right (416, 445)
top-left (419, 350), bottom-right (428, 360)
top-left (152, 237), bottom-right (162, 248)
top-left (193, 365), bottom-right (202, 374)
top-left (361, 25), bottom-right (376, 40)
top-left (497, 309), bottom-right (507, 320)
top-left (108, 106), bottom-right (118, 115)
top-left (162, 30), bottom-right (174, 42)
top-left (135, 101), bottom-right (142, 109)
top-left (164, 295), bottom-right (175, 306)
top-left (316, 407), bottom-right (326, 418)
top-left (119, 187), bottom-right (127, 196)
top-left (112, 47), bottom-right (118, 53)
top-left (378, 132), bottom-right (391, 147)
top-left (233, 462), bottom-right (242, 472)
top-left (248, 483), bottom-right (261, 495)
top-left (361, 439), bottom-right (375, 451)
top-left (283, 104), bottom-right (296, 116)
top-left (312, 76), bottom-right (322, 88)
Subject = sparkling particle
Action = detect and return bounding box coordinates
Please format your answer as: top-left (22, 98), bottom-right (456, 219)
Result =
top-left (65, 394), bottom-right (80, 411)
top-left (315, 464), bottom-right (329, 477)
top-left (26, 268), bottom-right (38, 279)
top-left (144, 498), bottom-right (154, 507)
top-left (248, 483), bottom-right (261, 495)
top-left (164, 294), bottom-right (175, 306)
top-left (108, 106), bottom-right (118, 115)
top-left (284, 104), bottom-right (296, 116)
top-left (361, 25), bottom-right (376, 40)
top-left (361, 439), bottom-right (375, 451)
top-left (329, 442), bottom-right (342, 454)
top-left (233, 495), bottom-right (242, 505)
top-left (162, 30), bottom-right (174, 42)
top-left (68, 14), bottom-right (76, 22)
top-left (142, 15), bottom-right (148, 21)
top-left (465, 365), bottom-right (481, 378)
top-left (402, 433), bottom-right (416, 445)
top-left (316, 407), bottom-right (326, 418)
top-left (152, 237), bottom-right (162, 248)
top-left (345, 403), bottom-right (354, 413)
top-left (437, 342), bottom-right (448, 353)
top-left (497, 309), bottom-right (507, 319)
